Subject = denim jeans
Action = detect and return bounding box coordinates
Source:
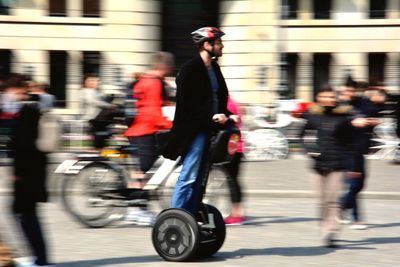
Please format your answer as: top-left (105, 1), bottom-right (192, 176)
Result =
top-left (171, 132), bottom-right (209, 214)
top-left (342, 154), bottom-right (366, 222)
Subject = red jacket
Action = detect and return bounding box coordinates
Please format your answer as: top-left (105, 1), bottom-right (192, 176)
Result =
top-left (124, 75), bottom-right (172, 137)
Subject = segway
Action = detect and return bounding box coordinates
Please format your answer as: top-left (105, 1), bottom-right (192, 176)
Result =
top-left (152, 122), bottom-right (240, 261)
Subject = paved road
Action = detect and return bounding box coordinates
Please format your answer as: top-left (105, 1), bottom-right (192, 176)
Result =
top-left (1, 196), bottom-right (399, 267)
top-left (0, 157), bottom-right (399, 266)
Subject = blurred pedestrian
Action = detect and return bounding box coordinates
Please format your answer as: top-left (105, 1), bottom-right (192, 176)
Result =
top-left (80, 74), bottom-right (116, 150)
top-left (300, 85), bottom-right (370, 248)
top-left (8, 74), bottom-right (53, 266)
top-left (162, 26), bottom-right (236, 214)
top-left (28, 81), bottom-right (55, 111)
top-left (338, 79), bottom-right (380, 230)
top-left (223, 96), bottom-right (246, 225)
top-left (123, 52), bottom-right (174, 225)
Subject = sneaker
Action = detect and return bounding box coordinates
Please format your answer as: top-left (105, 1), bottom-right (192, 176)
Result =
top-left (14, 259), bottom-right (55, 267)
top-left (224, 216), bottom-right (246, 225)
top-left (336, 210), bottom-right (351, 225)
top-left (125, 208), bottom-right (155, 226)
top-left (349, 223), bottom-right (368, 230)
top-left (135, 210), bottom-right (156, 226)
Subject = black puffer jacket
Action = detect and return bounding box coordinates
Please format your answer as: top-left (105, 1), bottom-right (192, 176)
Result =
top-left (300, 105), bottom-right (354, 174)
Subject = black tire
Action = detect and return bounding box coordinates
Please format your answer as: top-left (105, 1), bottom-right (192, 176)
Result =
top-left (152, 209), bottom-right (200, 261)
top-left (196, 204), bottom-right (226, 258)
top-left (61, 161), bottom-right (126, 228)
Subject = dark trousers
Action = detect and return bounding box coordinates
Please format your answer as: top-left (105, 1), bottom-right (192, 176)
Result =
top-left (15, 208), bottom-right (48, 266)
top-left (342, 154), bottom-right (366, 222)
top-left (223, 152), bottom-right (243, 204)
top-left (129, 135), bottom-right (157, 173)
top-left (90, 120), bottom-right (110, 149)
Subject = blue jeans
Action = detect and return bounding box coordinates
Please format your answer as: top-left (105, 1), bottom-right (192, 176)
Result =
top-left (171, 132), bottom-right (209, 214)
top-left (342, 154), bottom-right (366, 222)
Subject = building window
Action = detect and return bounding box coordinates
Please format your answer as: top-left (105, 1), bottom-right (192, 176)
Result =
top-left (162, 0), bottom-right (219, 70)
top-left (0, 0), bottom-right (10, 15)
top-left (49, 51), bottom-right (68, 107)
top-left (313, 0), bottom-right (331, 19)
top-left (286, 53), bottom-right (298, 98)
top-left (83, 0), bottom-right (100, 17)
top-left (368, 53), bottom-right (386, 86)
top-left (82, 51), bottom-right (101, 77)
top-left (282, 0), bottom-right (298, 19)
top-left (0, 50), bottom-right (12, 78)
top-left (279, 53), bottom-right (298, 98)
top-left (313, 53), bottom-right (331, 98)
top-left (49, 0), bottom-right (66, 17)
top-left (369, 0), bottom-right (386, 19)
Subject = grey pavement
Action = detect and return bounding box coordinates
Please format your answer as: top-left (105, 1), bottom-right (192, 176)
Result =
top-left (0, 195), bottom-right (399, 266)
top-left (0, 156), bottom-right (399, 266)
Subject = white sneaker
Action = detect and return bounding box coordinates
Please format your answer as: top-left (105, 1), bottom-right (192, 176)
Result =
top-left (349, 223), bottom-right (368, 230)
top-left (336, 210), bottom-right (351, 225)
top-left (135, 210), bottom-right (156, 226)
top-left (14, 258), bottom-right (55, 267)
top-left (125, 208), bottom-right (155, 226)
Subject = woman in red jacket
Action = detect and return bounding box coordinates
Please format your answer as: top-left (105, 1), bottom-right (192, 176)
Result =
top-left (124, 52), bottom-right (174, 226)
top-left (124, 51), bottom-right (174, 184)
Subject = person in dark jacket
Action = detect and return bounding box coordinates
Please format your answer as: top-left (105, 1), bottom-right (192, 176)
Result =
top-left (300, 85), bottom-right (370, 248)
top-left (162, 27), bottom-right (237, 214)
top-left (8, 74), bottom-right (53, 266)
top-left (338, 80), bottom-right (380, 230)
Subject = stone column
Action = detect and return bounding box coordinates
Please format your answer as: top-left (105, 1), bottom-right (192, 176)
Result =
top-left (387, 0), bottom-right (400, 19)
top-left (296, 53), bottom-right (313, 101)
top-left (385, 53), bottom-right (399, 93)
top-left (66, 51), bottom-right (82, 112)
top-left (67, 0), bottom-right (81, 17)
top-left (299, 0), bottom-right (312, 20)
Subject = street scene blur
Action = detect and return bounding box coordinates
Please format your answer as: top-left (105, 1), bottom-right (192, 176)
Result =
top-left (0, 0), bottom-right (400, 266)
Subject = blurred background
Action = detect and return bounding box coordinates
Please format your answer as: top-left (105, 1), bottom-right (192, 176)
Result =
top-left (0, 0), bottom-right (399, 159)
top-left (0, 0), bottom-right (399, 109)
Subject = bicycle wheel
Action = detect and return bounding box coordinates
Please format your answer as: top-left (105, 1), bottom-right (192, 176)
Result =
top-left (61, 161), bottom-right (126, 228)
top-left (243, 129), bottom-right (289, 161)
top-left (157, 165), bottom-right (181, 211)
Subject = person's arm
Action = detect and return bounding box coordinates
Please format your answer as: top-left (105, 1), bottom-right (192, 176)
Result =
top-left (92, 91), bottom-right (115, 109)
top-left (299, 113), bottom-right (320, 158)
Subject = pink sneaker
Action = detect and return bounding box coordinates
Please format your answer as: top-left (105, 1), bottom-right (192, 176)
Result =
top-left (224, 216), bottom-right (246, 225)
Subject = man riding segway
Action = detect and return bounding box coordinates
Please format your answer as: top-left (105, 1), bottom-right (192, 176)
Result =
top-left (152, 26), bottom-right (240, 261)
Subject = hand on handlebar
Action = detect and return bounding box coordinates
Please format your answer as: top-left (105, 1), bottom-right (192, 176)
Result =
top-left (212, 114), bottom-right (228, 124)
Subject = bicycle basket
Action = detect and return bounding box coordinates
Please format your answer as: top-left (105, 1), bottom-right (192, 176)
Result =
top-left (210, 128), bottom-right (241, 164)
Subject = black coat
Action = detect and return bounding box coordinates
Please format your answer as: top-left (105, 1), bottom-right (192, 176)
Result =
top-left (162, 55), bottom-right (231, 160)
top-left (300, 105), bottom-right (354, 174)
top-left (11, 102), bottom-right (48, 213)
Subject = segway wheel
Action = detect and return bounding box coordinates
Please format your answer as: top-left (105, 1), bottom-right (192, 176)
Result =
top-left (152, 209), bottom-right (200, 262)
top-left (197, 204), bottom-right (226, 258)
